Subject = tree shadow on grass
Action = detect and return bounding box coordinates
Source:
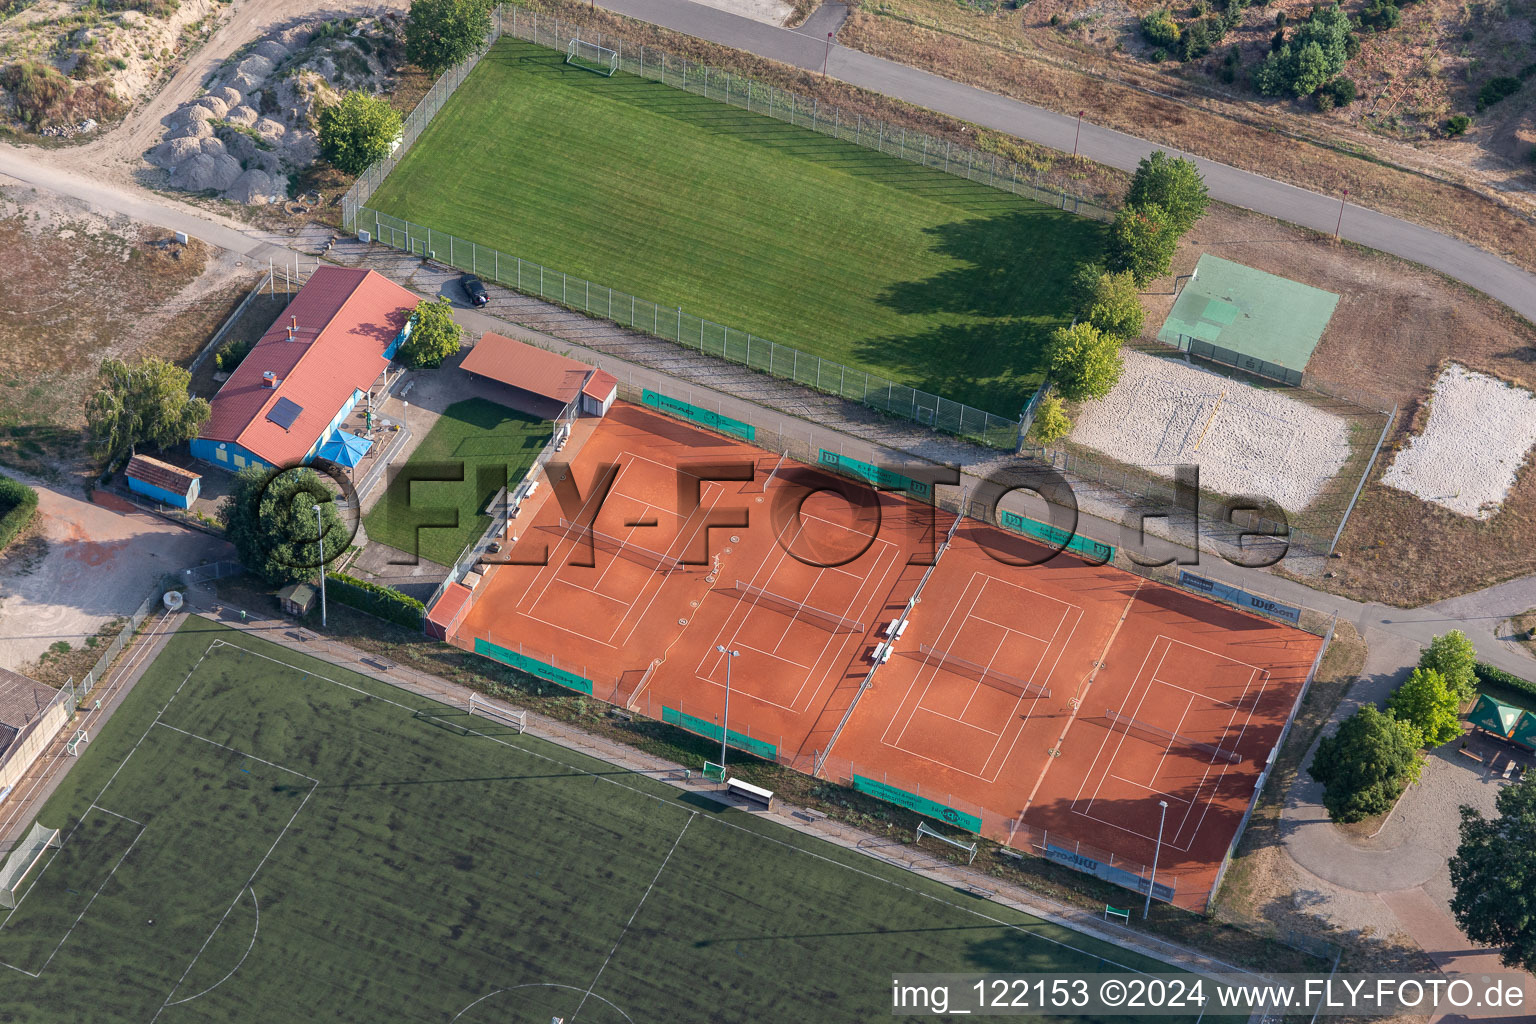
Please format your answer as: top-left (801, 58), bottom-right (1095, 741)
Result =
top-left (858, 212), bottom-right (1104, 413)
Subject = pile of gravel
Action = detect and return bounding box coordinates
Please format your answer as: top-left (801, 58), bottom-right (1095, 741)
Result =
top-left (1382, 362), bottom-right (1536, 519)
top-left (1068, 349), bottom-right (1351, 512)
top-left (147, 17), bottom-right (399, 204)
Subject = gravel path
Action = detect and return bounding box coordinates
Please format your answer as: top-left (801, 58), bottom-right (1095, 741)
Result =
top-left (1382, 363), bottom-right (1536, 520)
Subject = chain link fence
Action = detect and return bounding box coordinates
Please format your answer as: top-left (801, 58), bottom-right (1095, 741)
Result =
top-left (338, 5), bottom-right (1128, 449)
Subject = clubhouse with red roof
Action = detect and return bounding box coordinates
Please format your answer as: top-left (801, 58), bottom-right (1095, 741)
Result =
top-left (192, 266), bottom-right (420, 473)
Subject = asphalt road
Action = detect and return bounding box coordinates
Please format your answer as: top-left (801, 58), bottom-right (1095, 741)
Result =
top-left (593, 0), bottom-right (1536, 323)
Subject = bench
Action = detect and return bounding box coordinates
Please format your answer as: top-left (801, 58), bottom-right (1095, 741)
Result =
top-left (1458, 747), bottom-right (1484, 763)
top-left (998, 848), bottom-right (1025, 863)
top-left (608, 708), bottom-right (634, 723)
top-left (1104, 905), bottom-right (1131, 924)
top-left (961, 884), bottom-right (995, 899)
top-left (724, 777), bottom-right (775, 810)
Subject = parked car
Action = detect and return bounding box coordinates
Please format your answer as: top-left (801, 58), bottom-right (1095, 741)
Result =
top-left (460, 274), bottom-right (489, 307)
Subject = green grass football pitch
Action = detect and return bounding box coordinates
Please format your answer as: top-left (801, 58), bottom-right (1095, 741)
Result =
top-left (362, 397), bottom-right (551, 566)
top-left (367, 39), bottom-right (1106, 416)
top-left (0, 618), bottom-right (1227, 1023)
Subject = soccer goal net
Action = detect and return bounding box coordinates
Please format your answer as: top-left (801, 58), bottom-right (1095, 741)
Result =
top-left (468, 694), bottom-right (526, 734)
top-left (566, 38), bottom-right (618, 77)
top-left (0, 822), bottom-right (61, 909)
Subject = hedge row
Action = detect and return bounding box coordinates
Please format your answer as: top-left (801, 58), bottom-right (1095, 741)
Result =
top-left (327, 572), bottom-right (425, 630)
top-left (0, 475), bottom-right (39, 553)
top-left (1472, 662), bottom-right (1536, 704)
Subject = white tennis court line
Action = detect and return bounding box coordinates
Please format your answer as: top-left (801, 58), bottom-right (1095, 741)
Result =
top-left (1070, 635), bottom-right (1271, 852)
top-left (881, 572), bottom-right (1082, 783)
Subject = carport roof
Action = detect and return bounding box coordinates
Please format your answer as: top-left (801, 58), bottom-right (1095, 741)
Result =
top-left (461, 332), bottom-right (596, 407)
top-left (0, 667), bottom-right (55, 748)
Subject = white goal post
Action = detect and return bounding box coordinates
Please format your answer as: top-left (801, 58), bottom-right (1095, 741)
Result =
top-left (566, 37), bottom-right (619, 77)
top-left (916, 820), bottom-right (978, 864)
top-left (0, 822), bottom-right (62, 909)
top-left (467, 694), bottom-right (526, 734)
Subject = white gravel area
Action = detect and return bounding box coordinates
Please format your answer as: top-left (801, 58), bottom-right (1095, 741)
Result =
top-left (1068, 350), bottom-right (1351, 511)
top-left (685, 0), bottom-right (795, 24)
top-left (1381, 363), bottom-right (1536, 519)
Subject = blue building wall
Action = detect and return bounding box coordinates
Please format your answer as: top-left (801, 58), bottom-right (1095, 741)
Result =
top-left (127, 474), bottom-right (199, 509)
top-left (190, 438), bottom-right (275, 474)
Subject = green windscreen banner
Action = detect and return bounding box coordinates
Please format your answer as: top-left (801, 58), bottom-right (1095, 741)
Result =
top-left (817, 450), bottom-right (932, 499)
top-left (641, 389), bottom-right (755, 442)
top-left (997, 508), bottom-right (1114, 564)
top-left (474, 638), bottom-right (594, 695)
top-left (662, 706), bottom-right (778, 761)
top-left (852, 774), bottom-right (981, 832)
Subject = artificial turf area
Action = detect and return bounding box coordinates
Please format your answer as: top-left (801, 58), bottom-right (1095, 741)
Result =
top-left (362, 397), bottom-right (551, 566)
top-left (367, 39), bottom-right (1105, 415)
top-left (0, 618), bottom-right (1225, 1023)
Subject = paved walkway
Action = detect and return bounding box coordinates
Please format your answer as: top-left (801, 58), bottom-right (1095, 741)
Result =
top-left (592, 0), bottom-right (1536, 325)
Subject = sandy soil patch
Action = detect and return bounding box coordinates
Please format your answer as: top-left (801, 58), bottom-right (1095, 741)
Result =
top-left (1069, 350), bottom-right (1351, 511)
top-left (1381, 363), bottom-right (1536, 520)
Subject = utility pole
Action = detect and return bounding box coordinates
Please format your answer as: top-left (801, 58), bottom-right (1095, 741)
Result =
top-left (1073, 110), bottom-right (1085, 157)
top-left (312, 504), bottom-right (328, 628)
top-left (716, 645), bottom-right (739, 768)
top-left (1145, 799), bottom-right (1168, 919)
top-left (823, 32), bottom-right (833, 76)
top-left (1334, 188), bottom-right (1349, 240)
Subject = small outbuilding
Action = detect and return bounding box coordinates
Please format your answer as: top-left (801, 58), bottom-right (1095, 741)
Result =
top-left (460, 332), bottom-right (616, 420)
top-left (125, 455), bottom-right (202, 509)
top-left (276, 582), bottom-right (317, 617)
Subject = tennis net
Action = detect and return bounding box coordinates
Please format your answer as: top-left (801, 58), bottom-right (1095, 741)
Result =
top-left (558, 518), bottom-right (679, 573)
top-left (1105, 708), bottom-right (1241, 765)
top-left (918, 643), bottom-right (1049, 699)
top-left (732, 580), bottom-right (865, 634)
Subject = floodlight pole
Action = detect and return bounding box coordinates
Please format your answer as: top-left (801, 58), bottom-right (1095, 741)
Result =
top-left (823, 32), bottom-right (832, 76)
top-left (716, 645), bottom-right (739, 768)
top-left (1072, 110), bottom-right (1085, 157)
top-left (1334, 188), bottom-right (1348, 240)
top-left (312, 504), bottom-right (328, 628)
top-left (1144, 799), bottom-right (1168, 919)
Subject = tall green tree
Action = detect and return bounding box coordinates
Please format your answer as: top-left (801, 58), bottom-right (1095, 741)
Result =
top-left (1420, 630), bottom-right (1479, 703)
top-left (1386, 667), bottom-right (1461, 748)
top-left (405, 0), bottom-right (493, 76)
top-left (1106, 202), bottom-right (1180, 287)
top-left (85, 357), bottom-right (210, 466)
top-left (1253, 4), bottom-right (1353, 96)
top-left (398, 297), bottom-right (462, 368)
top-left (1309, 705), bottom-right (1423, 823)
top-left (1125, 152), bottom-right (1210, 236)
top-left (317, 91), bottom-right (403, 175)
top-left (1044, 322), bottom-right (1124, 402)
top-left (1450, 776), bottom-right (1536, 971)
top-left (1082, 270), bottom-right (1147, 341)
top-left (222, 465), bottom-right (348, 586)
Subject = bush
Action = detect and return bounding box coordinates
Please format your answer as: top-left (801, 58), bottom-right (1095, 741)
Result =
top-left (1028, 393), bottom-right (1072, 443)
top-left (1083, 270), bottom-right (1147, 341)
top-left (328, 573), bottom-right (426, 630)
top-left (1315, 90), bottom-right (1335, 111)
top-left (1106, 201), bottom-right (1180, 287)
top-left (215, 336), bottom-right (255, 373)
top-left (1310, 706), bottom-right (1423, 822)
top-left (1359, 0), bottom-right (1401, 30)
top-left (1472, 662), bottom-right (1536, 703)
top-left (1327, 76), bottom-right (1358, 106)
top-left (1476, 76), bottom-right (1523, 111)
top-left (398, 297), bottom-right (462, 368)
top-left (1044, 323), bottom-right (1124, 402)
top-left (0, 474), bottom-right (38, 554)
top-left (1446, 114), bottom-right (1472, 135)
top-left (1387, 667), bottom-right (1462, 747)
top-left (1141, 8), bottom-right (1181, 49)
top-left (1179, 16), bottom-right (1228, 60)
top-left (1253, 4), bottom-right (1351, 96)
top-left (317, 91), bottom-right (403, 175)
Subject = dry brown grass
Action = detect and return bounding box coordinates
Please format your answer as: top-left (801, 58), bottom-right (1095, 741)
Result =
top-left (839, 5), bottom-right (1536, 273)
top-left (0, 203), bottom-right (244, 483)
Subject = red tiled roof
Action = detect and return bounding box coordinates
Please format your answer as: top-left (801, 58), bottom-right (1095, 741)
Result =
top-left (582, 369), bottom-right (617, 401)
top-left (200, 266), bottom-right (419, 466)
top-left (461, 332), bottom-right (593, 405)
top-left (125, 455), bottom-right (200, 495)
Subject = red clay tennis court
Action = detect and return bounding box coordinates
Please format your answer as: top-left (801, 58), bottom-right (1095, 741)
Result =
top-left (445, 403), bottom-right (1322, 909)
